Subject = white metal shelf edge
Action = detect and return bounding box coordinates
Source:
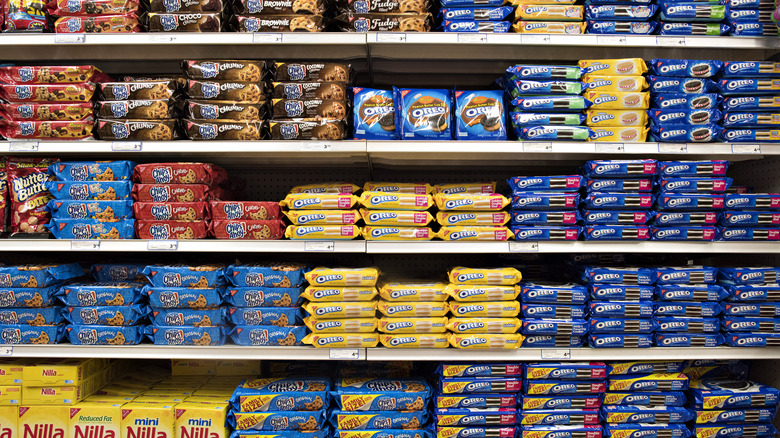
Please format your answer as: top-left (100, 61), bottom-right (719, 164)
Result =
top-left (0, 33), bottom-right (366, 46)
top-left (365, 241), bottom-right (780, 254)
top-left (4, 345), bottom-right (365, 360)
top-left (2, 140), bottom-right (368, 154)
top-left (1, 239), bottom-right (366, 253)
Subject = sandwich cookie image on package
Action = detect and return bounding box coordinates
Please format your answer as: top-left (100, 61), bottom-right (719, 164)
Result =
top-left (586, 22), bottom-right (658, 34)
top-left (394, 88), bottom-right (452, 139)
top-left (512, 22), bottom-right (587, 33)
top-left (455, 90), bottom-right (507, 140)
top-left (650, 59), bottom-right (723, 77)
top-left (353, 88), bottom-right (397, 140)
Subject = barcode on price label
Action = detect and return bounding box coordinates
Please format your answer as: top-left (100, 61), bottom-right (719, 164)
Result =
top-left (522, 35), bottom-right (550, 44)
top-left (329, 349), bottom-right (360, 360)
top-left (732, 144), bottom-right (761, 154)
top-left (376, 33), bottom-right (406, 42)
top-left (148, 240), bottom-right (178, 250)
top-left (253, 33), bottom-right (283, 43)
top-left (595, 143), bottom-right (624, 153)
top-left (71, 240), bottom-right (100, 250)
top-left (301, 142), bottom-right (331, 151)
top-left (458, 34), bottom-right (487, 43)
top-left (112, 141), bottom-right (142, 151)
top-left (304, 241), bottom-right (335, 252)
top-left (55, 34), bottom-right (85, 43)
top-left (597, 36), bottom-right (625, 45)
top-left (542, 349), bottom-right (571, 359)
top-left (509, 241), bottom-right (539, 252)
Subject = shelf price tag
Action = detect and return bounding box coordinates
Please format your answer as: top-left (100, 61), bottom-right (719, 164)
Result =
top-left (253, 33), bottom-right (283, 43)
top-left (71, 240), bottom-right (100, 250)
top-left (595, 143), bottom-right (624, 153)
top-left (458, 33), bottom-right (487, 43)
top-left (541, 349), bottom-right (571, 359)
top-left (301, 142), bottom-right (332, 151)
top-left (9, 141), bottom-right (38, 152)
top-left (148, 240), bottom-right (178, 251)
top-left (659, 143), bottom-right (688, 153)
top-left (732, 144), bottom-right (761, 154)
top-left (150, 35), bottom-right (177, 42)
top-left (329, 349), bottom-right (360, 360)
top-left (55, 34), bottom-right (85, 43)
top-left (523, 142), bottom-right (552, 152)
top-left (304, 241), bottom-right (335, 252)
top-left (111, 141), bottom-right (142, 152)
top-left (597, 35), bottom-right (626, 45)
top-left (656, 36), bottom-right (686, 46)
top-left (376, 32), bottom-right (406, 42)
top-left (508, 241), bottom-right (539, 252)
top-left (0, 347), bottom-right (12, 357)
top-left (521, 34), bottom-right (550, 44)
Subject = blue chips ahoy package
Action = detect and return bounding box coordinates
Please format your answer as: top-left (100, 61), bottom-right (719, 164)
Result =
top-left (58, 282), bottom-right (143, 306)
top-left (48, 161), bottom-right (136, 181)
top-left (230, 326), bottom-right (307, 346)
top-left (353, 88), bottom-right (398, 140)
top-left (45, 180), bottom-right (133, 200)
top-left (228, 307), bottom-right (303, 325)
top-left (150, 307), bottom-right (228, 326)
top-left (0, 307), bottom-right (63, 325)
top-left (144, 286), bottom-right (223, 309)
top-left (0, 325), bottom-right (64, 344)
top-left (394, 88), bottom-right (452, 140)
top-left (63, 305), bottom-right (147, 325)
top-left (66, 325), bottom-right (144, 345)
top-left (226, 263), bottom-right (308, 288)
top-left (0, 263), bottom-right (83, 288)
top-left (455, 90), bottom-right (507, 140)
top-left (223, 287), bottom-right (303, 307)
top-left (229, 410), bottom-right (326, 430)
top-left (47, 219), bottom-right (135, 239)
top-left (650, 59), bottom-right (723, 77)
top-left (46, 199), bottom-right (134, 220)
top-left (142, 264), bottom-right (225, 288)
top-left (229, 377), bottom-right (330, 411)
top-left (91, 263), bottom-right (146, 282)
top-left (0, 287), bottom-right (59, 308)
top-left (145, 325), bottom-right (226, 345)
top-left (337, 432), bottom-right (433, 438)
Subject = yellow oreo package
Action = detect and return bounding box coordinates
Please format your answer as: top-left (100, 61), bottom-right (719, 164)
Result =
top-left (285, 225), bottom-right (360, 240)
top-left (446, 317), bottom-right (522, 334)
top-left (363, 182), bottom-right (433, 194)
top-left (304, 317), bottom-right (378, 333)
top-left (580, 58), bottom-right (648, 76)
top-left (586, 110), bottom-right (647, 127)
top-left (302, 301), bottom-right (378, 319)
top-left (379, 334), bottom-right (449, 348)
top-left (449, 301), bottom-right (521, 317)
top-left (302, 333), bottom-right (379, 348)
top-left (438, 226), bottom-right (513, 241)
top-left (584, 91), bottom-right (650, 109)
top-left (437, 212), bottom-right (510, 226)
top-left (444, 285), bottom-right (521, 302)
top-left (279, 193), bottom-right (357, 210)
top-left (433, 182), bottom-right (496, 195)
top-left (513, 21), bottom-right (585, 33)
top-left (377, 300), bottom-right (449, 317)
top-left (448, 267), bottom-right (523, 285)
top-left (288, 182), bottom-right (359, 194)
top-left (581, 75), bottom-right (648, 92)
top-left (360, 209), bottom-right (433, 226)
top-left (363, 226), bottom-right (435, 241)
top-left (590, 126), bottom-right (649, 142)
top-left (448, 333), bottom-right (523, 349)
top-left (434, 194), bottom-right (509, 211)
top-left (379, 282), bottom-right (448, 302)
top-left (284, 210), bottom-right (360, 225)
top-left (301, 286), bottom-right (378, 302)
top-left (377, 317), bottom-right (448, 333)
top-left (358, 192), bottom-right (433, 211)
top-left (305, 267), bottom-right (380, 286)
top-left (516, 4), bottom-right (583, 20)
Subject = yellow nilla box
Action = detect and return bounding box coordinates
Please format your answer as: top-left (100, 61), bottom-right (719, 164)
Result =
top-left (0, 406), bottom-right (17, 438)
top-left (120, 403), bottom-right (174, 438)
top-left (174, 403), bottom-right (228, 438)
top-left (19, 405), bottom-right (69, 438)
top-left (69, 402), bottom-right (124, 438)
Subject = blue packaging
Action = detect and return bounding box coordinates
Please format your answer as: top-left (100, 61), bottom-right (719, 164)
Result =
top-left (505, 65), bottom-right (583, 81)
top-left (223, 287), bottom-right (303, 307)
top-left (512, 97), bottom-right (591, 112)
top-left (45, 180), bottom-right (132, 200)
top-left (727, 8), bottom-right (771, 21)
top-left (657, 194), bottom-right (725, 210)
top-left (145, 325), bottom-right (225, 345)
top-left (514, 125), bottom-right (593, 141)
top-left (0, 287), bottom-right (58, 308)
top-left (694, 424), bottom-right (777, 438)
top-left (582, 193), bottom-right (655, 209)
top-left (582, 160), bottom-right (657, 178)
top-left (589, 284), bottom-right (654, 301)
top-left (143, 264), bottom-right (225, 288)
top-left (584, 226), bottom-right (651, 240)
top-left (720, 227), bottom-right (780, 240)
top-left (722, 112), bottom-right (780, 128)
top-left (589, 301), bottom-right (654, 317)
top-left (659, 3), bottom-right (729, 21)
top-left (518, 410), bottom-right (600, 425)
top-left (602, 392), bottom-right (688, 406)
top-left (722, 317), bottom-right (780, 331)
top-left (655, 302), bottom-right (721, 317)
top-left (655, 284), bottom-right (728, 301)
top-left (394, 87), bottom-right (452, 140)
top-left (144, 286), bottom-right (223, 309)
top-left (439, 377), bottom-right (521, 394)
top-left (608, 374), bottom-right (690, 392)
top-left (730, 22), bottom-right (777, 35)
top-left (724, 333), bottom-right (780, 347)
top-left (519, 283), bottom-right (589, 304)
top-left (648, 109), bottom-right (722, 125)
top-left (658, 160), bottom-right (729, 177)
top-left (228, 307), bottom-right (303, 326)
top-left (437, 364), bottom-right (523, 377)
top-left (520, 396), bottom-right (602, 410)
top-left (717, 78), bottom-right (780, 95)
top-left (583, 211), bottom-right (654, 225)
top-left (656, 212), bottom-right (720, 225)
top-left (655, 266), bottom-right (718, 284)
top-left (524, 364), bottom-right (607, 380)
top-left (90, 264), bottom-right (145, 282)
top-left (719, 267), bottom-right (780, 284)
top-left (150, 307), bottom-right (228, 326)
top-left (436, 408), bottom-right (517, 426)
top-left (510, 226), bottom-right (581, 241)
top-left (652, 93), bottom-right (721, 109)
top-left (723, 61), bottom-right (780, 77)
top-left (511, 112), bottom-right (586, 126)
top-left (352, 88), bottom-right (397, 140)
top-left (723, 302), bottom-right (780, 317)
top-left (521, 336), bottom-right (586, 348)
top-left (650, 59), bottom-right (723, 78)
top-left (440, 0), bottom-right (504, 6)
top-left (606, 362), bottom-right (685, 375)
top-left (589, 318), bottom-right (658, 333)
top-left (230, 326), bottom-right (307, 346)
top-left (63, 304), bottom-right (147, 325)
top-left (690, 379), bottom-right (780, 408)
top-left (725, 193), bottom-right (780, 209)
top-left (660, 177), bottom-right (732, 193)
top-left (502, 80), bottom-right (584, 97)
top-left (510, 210), bottom-right (581, 225)
top-left (440, 6), bottom-right (514, 20)
top-left (66, 325), bottom-right (143, 345)
top-left (443, 20), bottom-right (511, 32)
top-left (583, 267), bottom-right (656, 285)
top-left (0, 307), bottom-right (63, 325)
top-left (455, 90), bottom-right (507, 140)
top-left (522, 304), bottom-right (586, 319)
top-left (588, 21), bottom-right (658, 33)
top-left (606, 424), bottom-right (690, 438)
top-left (0, 264), bottom-right (83, 288)
top-left (650, 124), bottom-right (723, 142)
top-left (601, 405), bottom-right (695, 423)
top-left (58, 282), bottom-right (144, 306)
top-left (586, 5), bottom-right (658, 19)
top-left (48, 161), bottom-right (136, 181)
top-left (727, 284), bottom-right (780, 301)
top-left (46, 199), bottom-right (134, 220)
top-left (230, 388), bottom-right (329, 412)
top-left (521, 426), bottom-right (603, 438)
top-left (520, 319), bottom-right (589, 335)
top-left (694, 408), bottom-right (776, 424)
top-left (226, 263), bottom-right (307, 288)
top-left (436, 394), bottom-right (518, 408)
top-left (523, 380), bottom-right (607, 395)
top-left (658, 22), bottom-right (730, 35)
top-left (508, 176), bottom-right (584, 192)
top-left (585, 179), bottom-right (655, 193)
top-left (722, 95), bottom-right (780, 111)
top-left (655, 333), bottom-right (724, 347)
top-left (655, 317), bottom-right (721, 332)
top-left (590, 334), bottom-right (653, 348)
top-left (648, 76), bottom-right (716, 94)
top-left (228, 410), bottom-right (326, 431)
top-left (47, 219), bottom-right (135, 240)
top-left (511, 193), bottom-right (580, 209)
top-left (0, 325), bottom-right (64, 344)
top-left (727, 0), bottom-right (772, 8)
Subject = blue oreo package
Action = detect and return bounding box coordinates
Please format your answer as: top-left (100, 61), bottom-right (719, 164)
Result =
top-left (583, 267), bottom-right (656, 285)
top-left (520, 319), bottom-right (589, 335)
top-left (727, 284), bottom-right (780, 301)
top-left (655, 284), bottom-right (728, 301)
top-left (436, 427), bottom-right (518, 438)
top-left (144, 286), bottom-right (223, 309)
top-left (511, 112), bottom-right (586, 126)
top-left (394, 87), bottom-right (452, 140)
top-left (727, 8), bottom-right (774, 21)
top-left (722, 112), bottom-right (780, 128)
top-left (650, 124), bottom-right (723, 142)
top-left (45, 180), bottom-right (132, 200)
top-left (652, 226), bottom-right (719, 240)
top-left (652, 93), bottom-right (721, 109)
top-left (511, 193), bottom-right (580, 209)
top-left (719, 267), bottom-right (780, 284)
top-left (58, 282), bottom-right (143, 306)
top-left (143, 264), bottom-right (225, 288)
top-left (440, 6), bottom-right (514, 20)
top-left (455, 90), bottom-right (507, 140)
top-left (724, 193), bottom-right (780, 209)
top-left (521, 304), bottom-right (586, 319)
top-left (352, 88), bottom-right (397, 140)
top-left (508, 176), bottom-right (584, 192)
top-left (48, 161), bottom-right (136, 182)
top-left (724, 333), bottom-right (780, 347)
top-left (228, 307), bottom-right (303, 325)
top-left (717, 78), bottom-right (780, 95)
top-left (223, 287), bottom-right (303, 307)
top-left (586, 179), bottom-right (654, 193)
top-left (722, 95), bottom-right (780, 111)
top-left (601, 405), bottom-right (695, 423)
top-left (145, 325), bottom-right (226, 345)
top-left (583, 211), bottom-right (654, 224)
top-left (590, 284), bottom-right (655, 301)
top-left (510, 210), bottom-right (581, 225)
top-left (655, 212), bottom-right (720, 225)
top-left (522, 336), bottom-right (586, 348)
top-left (659, 3), bottom-right (729, 21)
top-left (443, 21), bottom-right (512, 32)
top-left (658, 160), bottom-right (728, 176)
top-left (657, 193), bottom-right (725, 210)
top-left (589, 318), bottom-right (658, 333)
top-left (603, 392), bottom-right (688, 407)
top-left (63, 304), bottom-right (147, 325)
top-left (46, 199), bottom-right (134, 220)
top-left (517, 410), bottom-right (600, 425)
top-left (440, 0), bottom-right (504, 6)
top-left (0, 325), bottom-right (64, 344)
top-left (47, 219), bottom-right (135, 240)
top-left (226, 263), bottom-right (307, 288)
top-left (590, 334), bottom-right (653, 348)
top-left (586, 5), bottom-right (658, 20)
top-left (505, 65), bottom-right (583, 81)
top-left (648, 76), bottom-right (716, 94)
top-left (66, 325), bottom-right (143, 345)
top-left (502, 80), bottom-right (584, 96)
top-left (655, 266), bottom-right (718, 284)
top-left (655, 317), bottom-right (720, 332)
top-left (589, 301), bottom-right (654, 317)
top-left (436, 394), bottom-right (518, 408)
top-left (520, 396), bottom-right (601, 410)
top-left (730, 22), bottom-right (778, 35)
top-left (582, 193), bottom-right (655, 209)
top-left (723, 301), bottom-right (780, 316)
top-left (722, 61), bottom-right (780, 77)
top-left (584, 226), bottom-right (651, 240)
top-left (150, 307), bottom-right (228, 326)
top-left (658, 22), bottom-right (730, 35)
top-left (582, 160), bottom-right (657, 178)
top-left (694, 408), bottom-right (776, 423)
top-left (655, 333), bottom-right (724, 347)
top-left (509, 226), bottom-right (581, 241)
top-left (727, 0), bottom-right (772, 9)
top-left (650, 59), bottom-right (723, 78)
top-left (655, 302), bottom-right (721, 317)
top-left (512, 96), bottom-right (591, 112)
top-left (230, 326), bottom-right (306, 346)
top-left (694, 424), bottom-right (777, 438)
top-left (607, 376), bottom-right (689, 392)
top-left (0, 307), bottom-right (63, 325)
top-left (606, 362), bottom-right (685, 375)
top-left (648, 109), bottom-right (722, 125)
top-left (519, 283), bottom-right (589, 304)
top-left (722, 317), bottom-right (780, 332)
top-left (660, 177), bottom-right (732, 193)
top-left (722, 129), bottom-right (780, 143)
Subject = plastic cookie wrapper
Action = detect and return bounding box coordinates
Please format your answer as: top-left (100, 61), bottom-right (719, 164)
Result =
top-left (583, 91), bottom-right (650, 110)
top-left (445, 317), bottom-right (522, 334)
top-left (437, 364), bottom-right (523, 378)
top-left (378, 281), bottom-right (447, 302)
top-left (302, 333), bottom-right (379, 348)
top-left (361, 209), bottom-right (433, 226)
top-left (379, 334), bottom-right (449, 348)
top-left (223, 286), bottom-right (303, 307)
top-left (648, 76), bottom-right (717, 94)
top-left (144, 286), bottom-right (223, 309)
top-left (302, 300), bottom-right (378, 318)
top-left (329, 410), bottom-right (429, 430)
top-left (49, 161), bottom-right (136, 182)
top-left (438, 226), bottom-right (512, 241)
top-left (513, 21), bottom-right (586, 33)
top-left (0, 307), bottom-right (63, 325)
top-left (434, 194), bottom-right (508, 211)
top-left (280, 193), bottom-right (358, 210)
top-left (304, 317), bottom-right (378, 333)
top-left (228, 410), bottom-right (326, 431)
top-left (301, 286), bottom-right (377, 302)
top-left (512, 112), bottom-right (586, 126)
top-left (150, 307), bottom-right (228, 326)
top-left (433, 182), bottom-right (496, 195)
top-left (66, 325), bottom-right (144, 345)
top-left (579, 58), bottom-right (648, 76)
top-left (229, 326), bottom-right (307, 346)
top-left (582, 77), bottom-right (648, 93)
top-left (58, 282), bottom-right (144, 306)
top-left (652, 93), bottom-right (722, 110)
top-left (589, 126), bottom-right (648, 142)
top-left (448, 333), bottom-right (524, 349)
top-left (358, 192), bottom-right (433, 211)
top-left (289, 182), bottom-right (359, 194)
top-left (285, 225), bottom-right (361, 239)
top-left (444, 285), bottom-right (520, 302)
top-left (378, 301), bottom-right (449, 317)
top-left (304, 267), bottom-right (380, 287)
top-left (648, 109), bottom-right (722, 125)
top-left (362, 226), bottom-right (435, 240)
top-left (63, 304), bottom-right (147, 326)
top-left (286, 209), bottom-right (359, 225)
top-left (587, 109), bottom-right (649, 127)
top-left (0, 325), bottom-right (64, 344)
top-left (650, 59), bottom-right (723, 78)
top-left (448, 301), bottom-right (521, 317)
top-left (440, 377), bottom-right (523, 394)
top-left (47, 219), bottom-right (135, 239)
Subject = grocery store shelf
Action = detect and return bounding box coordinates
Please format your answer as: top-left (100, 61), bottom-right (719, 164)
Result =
top-left (0, 239), bottom-right (366, 253)
top-left (366, 241), bottom-right (780, 254)
top-left (3, 345), bottom-right (365, 360)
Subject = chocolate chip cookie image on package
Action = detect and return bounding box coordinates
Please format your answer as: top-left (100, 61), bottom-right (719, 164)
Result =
top-left (455, 90), bottom-right (506, 140)
top-left (353, 88), bottom-right (398, 140)
top-left (394, 87), bottom-right (452, 139)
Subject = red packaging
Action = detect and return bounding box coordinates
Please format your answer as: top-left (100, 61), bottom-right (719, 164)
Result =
top-left (133, 163), bottom-right (228, 186)
top-left (45, 0), bottom-right (139, 16)
top-left (0, 103), bottom-right (94, 121)
top-left (0, 66), bottom-right (101, 84)
top-left (209, 201), bottom-right (280, 221)
top-left (5, 0), bottom-right (47, 31)
top-left (211, 220), bottom-right (286, 240)
top-left (133, 202), bottom-right (209, 221)
top-left (7, 157), bottom-right (58, 234)
top-left (0, 120), bottom-right (93, 140)
top-left (53, 13), bottom-right (141, 33)
top-left (131, 184), bottom-right (210, 202)
top-left (136, 220), bottom-right (208, 240)
top-left (0, 83), bottom-right (95, 103)
top-left (0, 161), bottom-right (7, 233)
top-left (209, 187), bottom-right (234, 201)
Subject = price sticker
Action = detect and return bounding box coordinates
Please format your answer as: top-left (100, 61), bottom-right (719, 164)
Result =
top-left (150, 35), bottom-right (176, 43)
top-left (329, 349), bottom-right (361, 360)
top-left (541, 349), bottom-right (571, 359)
top-left (55, 34), bottom-right (85, 43)
top-left (732, 144), bottom-right (761, 154)
top-left (595, 143), bottom-right (625, 153)
top-left (253, 33), bottom-right (283, 43)
top-left (523, 142), bottom-right (552, 152)
top-left (656, 36), bottom-right (686, 46)
top-left (304, 241), bottom-right (335, 252)
top-left (148, 240), bottom-right (178, 251)
top-left (0, 347), bottom-right (12, 357)
top-left (597, 35), bottom-right (626, 45)
top-left (458, 33), bottom-right (487, 43)
top-left (522, 34), bottom-right (550, 44)
top-left (71, 240), bottom-right (100, 250)
top-left (9, 141), bottom-right (38, 152)
top-left (376, 32), bottom-right (406, 42)
top-left (659, 143), bottom-right (688, 153)
top-left (301, 142), bottom-right (332, 151)
top-left (111, 141), bottom-right (142, 152)
top-left (508, 241), bottom-right (539, 252)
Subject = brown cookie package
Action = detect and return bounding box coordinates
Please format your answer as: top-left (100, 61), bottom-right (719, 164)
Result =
top-left (271, 81), bottom-right (347, 100)
top-left (271, 98), bottom-right (350, 120)
top-left (230, 0), bottom-right (327, 32)
top-left (335, 12), bottom-right (431, 31)
top-left (46, 0), bottom-right (142, 33)
top-left (147, 12), bottom-right (222, 31)
top-left (336, 0), bottom-right (429, 13)
top-left (96, 80), bottom-right (180, 141)
top-left (96, 119), bottom-right (180, 141)
top-left (269, 119), bottom-right (347, 140)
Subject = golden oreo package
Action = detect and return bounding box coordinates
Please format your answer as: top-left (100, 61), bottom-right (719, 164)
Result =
top-left (449, 301), bottom-right (521, 317)
top-left (379, 334), bottom-right (449, 348)
top-left (358, 191), bottom-right (433, 211)
top-left (444, 284), bottom-right (521, 301)
top-left (279, 193), bottom-right (357, 210)
top-left (288, 183), bottom-right (359, 194)
top-left (513, 21), bottom-right (585, 33)
top-left (302, 333), bottom-right (379, 348)
top-left (377, 300), bottom-right (449, 317)
top-left (433, 182), bottom-right (496, 195)
top-left (580, 58), bottom-right (648, 76)
top-left (448, 267), bottom-right (523, 285)
top-left (434, 194), bottom-right (509, 211)
top-left (589, 126), bottom-right (649, 142)
top-left (446, 317), bottom-right (522, 334)
top-left (584, 91), bottom-right (650, 109)
top-left (363, 182), bottom-right (433, 194)
top-left (360, 209), bottom-right (434, 226)
top-left (285, 225), bottom-right (361, 239)
top-left (284, 210), bottom-right (360, 225)
top-left (379, 281), bottom-right (448, 302)
top-left (305, 267), bottom-right (380, 286)
top-left (437, 212), bottom-right (511, 226)
top-left (581, 75), bottom-right (648, 92)
top-left (586, 110), bottom-right (647, 127)
top-left (516, 4), bottom-right (583, 20)
top-left (438, 226), bottom-right (513, 241)
top-left (448, 333), bottom-right (523, 349)
top-left (302, 301), bottom-right (378, 318)
top-left (304, 317), bottom-right (378, 333)
top-left (362, 226), bottom-right (435, 240)
top-left (377, 317), bottom-right (448, 333)
top-left (301, 286), bottom-right (378, 302)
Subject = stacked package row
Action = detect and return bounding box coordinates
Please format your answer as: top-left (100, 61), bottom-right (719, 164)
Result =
top-left (337, 0), bottom-right (434, 32)
top-left (231, 0), bottom-right (327, 33)
top-left (440, 0), bottom-right (513, 33)
top-left (376, 278), bottom-right (450, 348)
top-left (720, 267), bottom-right (780, 346)
top-left (45, 160), bottom-right (136, 239)
top-left (513, 0), bottom-right (585, 34)
top-left (718, 175), bottom-right (780, 241)
top-left (519, 282), bottom-right (589, 347)
top-left (433, 183), bottom-right (512, 241)
top-left (585, 0), bottom-right (658, 35)
top-left (446, 267), bottom-right (523, 349)
top-left (725, 0), bottom-right (779, 35)
top-left (359, 182), bottom-right (437, 241)
top-left (508, 173), bottom-right (582, 241)
top-left (147, 0), bottom-right (226, 31)
top-left (281, 182), bottom-right (362, 240)
top-left (657, 0), bottom-right (730, 36)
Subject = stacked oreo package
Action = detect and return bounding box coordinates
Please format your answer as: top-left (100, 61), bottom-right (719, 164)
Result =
top-left (689, 377), bottom-right (779, 438)
top-left (512, 0), bottom-right (585, 34)
top-left (433, 184), bottom-right (511, 241)
top-left (508, 173), bottom-right (582, 241)
top-left (502, 64), bottom-right (592, 141)
top-left (647, 59), bottom-right (724, 143)
top-left (720, 267), bottom-right (780, 346)
top-left (45, 161), bottom-right (136, 240)
top-left (726, 0), bottom-right (779, 35)
top-left (436, 363), bottom-right (522, 438)
top-left (95, 76), bottom-right (180, 141)
top-left (141, 264), bottom-right (227, 345)
top-left (520, 362), bottom-right (605, 435)
top-left (720, 61), bottom-right (780, 142)
top-left (584, 266), bottom-right (656, 347)
top-left (445, 267), bottom-right (523, 349)
top-left (653, 160), bottom-right (728, 241)
top-left (585, 0), bottom-right (658, 34)
top-left (61, 264), bottom-right (148, 345)
top-left (337, 0), bottom-right (432, 32)
top-left (653, 266), bottom-right (725, 347)
top-left (719, 191), bottom-right (779, 241)
top-left (377, 278), bottom-right (450, 348)
top-left (603, 362), bottom-right (693, 438)
top-left (225, 263), bottom-right (308, 346)
top-left (657, 0), bottom-right (729, 35)
top-left (440, 0), bottom-right (513, 32)
top-left (280, 182), bottom-right (361, 240)
top-left (231, 0), bottom-right (326, 32)
top-left (519, 282), bottom-right (589, 347)
top-left (581, 159), bottom-right (656, 240)
top-left (359, 182), bottom-right (436, 241)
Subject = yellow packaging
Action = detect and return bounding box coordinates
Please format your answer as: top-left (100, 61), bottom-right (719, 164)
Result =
top-left (133, 396), bottom-right (186, 403)
top-left (448, 334), bottom-right (523, 349)
top-left (69, 402), bottom-right (123, 438)
top-left (362, 227), bottom-right (434, 241)
top-left (444, 285), bottom-right (520, 302)
top-left (449, 301), bottom-right (521, 317)
top-left (302, 301), bottom-right (378, 319)
top-left (19, 406), bottom-right (69, 438)
top-left (513, 21), bottom-right (585, 33)
top-left (581, 76), bottom-right (648, 92)
top-left (279, 193), bottom-right (357, 210)
top-left (143, 390), bottom-right (193, 396)
top-left (448, 267), bottom-right (522, 285)
top-left (301, 333), bottom-right (379, 348)
top-left (589, 127), bottom-right (649, 142)
top-left (0, 406), bottom-right (16, 438)
top-left (378, 334), bottom-right (449, 349)
top-left (105, 381), bottom-right (149, 390)
top-left (288, 183), bottom-right (359, 194)
top-left (515, 4), bottom-right (583, 20)
top-left (120, 402), bottom-right (175, 438)
top-left (433, 182), bottom-right (495, 194)
top-left (377, 301), bottom-right (449, 317)
top-left (284, 210), bottom-right (360, 225)
top-left (584, 91), bottom-right (650, 109)
top-left (96, 387), bottom-right (142, 397)
top-left (85, 396), bottom-right (136, 404)
top-left (301, 287), bottom-right (378, 302)
top-left (0, 387), bottom-right (20, 406)
top-left (303, 317), bottom-right (378, 333)
top-left (359, 209), bottom-right (433, 226)
top-left (436, 212), bottom-right (510, 226)
top-left (377, 317), bottom-right (448, 334)
top-left (0, 363), bottom-right (24, 385)
top-left (580, 58), bottom-right (648, 76)
top-left (586, 110), bottom-right (647, 127)
top-left (285, 225), bottom-right (360, 240)
top-left (22, 359), bottom-right (108, 386)
top-left (215, 360), bottom-right (260, 376)
top-left (357, 192), bottom-right (433, 211)
top-left (189, 390), bottom-right (234, 397)
top-left (182, 397), bottom-right (230, 404)
top-left (22, 372), bottom-right (107, 405)
top-left (305, 267), bottom-right (380, 287)
top-left (438, 226), bottom-right (512, 241)
top-left (362, 182), bottom-right (432, 194)
top-left (171, 360), bottom-right (217, 376)
top-left (378, 282), bottom-right (448, 302)
top-left (433, 194), bottom-right (508, 211)
top-left (174, 403), bottom-right (229, 438)
top-left (446, 318), bottom-right (522, 334)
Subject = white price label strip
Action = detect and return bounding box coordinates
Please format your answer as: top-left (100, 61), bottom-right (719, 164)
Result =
top-left (523, 142), bottom-right (552, 152)
top-left (597, 36), bottom-right (626, 45)
top-left (71, 240), bottom-right (100, 250)
top-left (329, 349), bottom-right (360, 360)
top-left (541, 349), bottom-right (571, 359)
top-left (659, 143), bottom-right (688, 153)
top-left (304, 241), bottom-right (335, 252)
top-left (150, 35), bottom-right (177, 42)
top-left (9, 141), bottom-right (38, 152)
top-left (253, 33), bottom-right (283, 43)
top-left (148, 240), bottom-right (178, 251)
top-left (508, 241), bottom-right (539, 252)
top-left (111, 141), bottom-right (142, 151)
top-left (301, 142), bottom-right (331, 151)
top-left (55, 34), bottom-right (85, 43)
top-left (0, 347), bottom-right (12, 357)
top-left (732, 144), bottom-right (761, 154)
top-left (522, 35), bottom-right (550, 44)
top-left (656, 36), bottom-right (686, 46)
top-left (376, 33), bottom-right (406, 42)
top-left (595, 143), bottom-right (625, 153)
top-left (458, 33), bottom-right (487, 43)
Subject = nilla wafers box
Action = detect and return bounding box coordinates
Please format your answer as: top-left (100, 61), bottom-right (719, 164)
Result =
top-left (174, 403), bottom-right (229, 438)
top-left (121, 403), bottom-right (174, 438)
top-left (69, 402), bottom-right (123, 438)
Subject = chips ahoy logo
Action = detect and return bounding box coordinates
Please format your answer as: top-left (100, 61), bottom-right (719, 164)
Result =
top-left (242, 18), bottom-right (260, 32)
top-left (285, 101), bottom-right (304, 117)
top-left (150, 224), bottom-right (171, 239)
top-left (164, 313), bottom-right (184, 325)
top-left (68, 166), bottom-right (89, 181)
top-left (19, 122), bottom-right (35, 136)
top-left (199, 124), bottom-right (218, 140)
top-left (160, 14), bottom-right (180, 31)
top-left (151, 204), bottom-right (173, 220)
top-left (76, 291), bottom-right (96, 306)
top-left (354, 18), bottom-right (370, 32)
top-left (280, 124), bottom-right (299, 140)
top-left (111, 123), bottom-right (130, 139)
top-left (226, 222), bottom-right (247, 239)
top-left (17, 105), bottom-right (33, 118)
top-left (152, 167), bottom-right (173, 183)
top-left (353, 0), bottom-right (368, 11)
top-left (0, 329), bottom-right (20, 344)
top-left (18, 68), bottom-right (34, 82)
top-left (163, 0), bottom-right (182, 11)
top-left (223, 203), bottom-right (244, 220)
top-left (159, 291), bottom-right (180, 306)
top-left (0, 312), bottom-right (18, 324)
top-left (71, 224), bottom-right (93, 239)
top-left (76, 329), bottom-right (98, 344)
top-left (66, 17), bottom-right (81, 32)
top-left (111, 84), bottom-right (130, 100)
top-left (0, 291), bottom-right (14, 307)
top-left (79, 308), bottom-right (98, 324)
top-left (283, 84), bottom-right (302, 99)
top-left (287, 65), bottom-right (307, 81)
top-left (200, 62), bottom-right (219, 79)
top-left (243, 290), bottom-right (263, 306)
top-left (249, 329), bottom-right (269, 345)
top-left (164, 329), bottom-right (185, 345)
top-left (202, 83), bottom-right (219, 99)
top-left (68, 184), bottom-right (89, 200)
top-left (150, 186), bottom-right (171, 202)
top-left (200, 104), bottom-right (218, 119)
